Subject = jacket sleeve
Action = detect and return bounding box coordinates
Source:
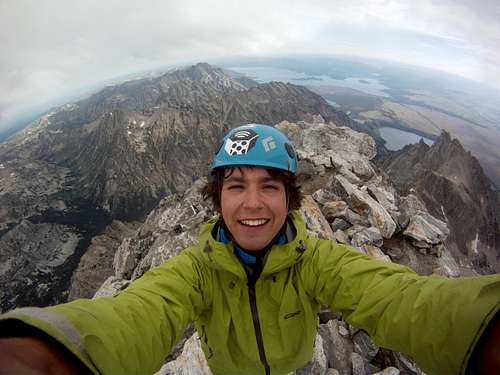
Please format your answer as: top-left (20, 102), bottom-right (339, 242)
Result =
top-left (302, 238), bottom-right (500, 375)
top-left (0, 249), bottom-right (211, 375)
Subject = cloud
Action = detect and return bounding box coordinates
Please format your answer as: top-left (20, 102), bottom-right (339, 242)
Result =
top-left (0, 0), bottom-right (499, 129)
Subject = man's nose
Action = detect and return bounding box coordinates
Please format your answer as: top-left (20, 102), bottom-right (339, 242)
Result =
top-left (242, 188), bottom-right (264, 209)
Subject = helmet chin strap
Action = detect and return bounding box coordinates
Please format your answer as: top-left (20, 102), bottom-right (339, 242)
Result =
top-left (286, 190), bottom-right (290, 212)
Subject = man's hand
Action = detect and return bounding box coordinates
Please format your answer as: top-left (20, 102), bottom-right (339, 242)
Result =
top-left (474, 313), bottom-right (500, 375)
top-left (0, 337), bottom-right (88, 375)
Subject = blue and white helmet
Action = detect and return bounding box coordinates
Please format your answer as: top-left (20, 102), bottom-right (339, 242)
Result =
top-left (212, 124), bottom-right (298, 174)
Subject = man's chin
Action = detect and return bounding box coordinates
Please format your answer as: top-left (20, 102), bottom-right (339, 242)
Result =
top-left (235, 238), bottom-right (272, 252)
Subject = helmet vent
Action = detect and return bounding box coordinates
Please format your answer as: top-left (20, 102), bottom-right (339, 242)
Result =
top-left (285, 143), bottom-right (296, 159)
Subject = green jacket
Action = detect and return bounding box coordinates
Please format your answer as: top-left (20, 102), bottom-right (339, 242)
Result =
top-left (1, 211), bottom-right (499, 375)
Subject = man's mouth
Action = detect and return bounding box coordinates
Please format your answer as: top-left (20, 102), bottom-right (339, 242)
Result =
top-left (238, 219), bottom-right (270, 227)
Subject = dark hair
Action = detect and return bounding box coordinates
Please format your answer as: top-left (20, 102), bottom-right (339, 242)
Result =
top-left (202, 167), bottom-right (303, 213)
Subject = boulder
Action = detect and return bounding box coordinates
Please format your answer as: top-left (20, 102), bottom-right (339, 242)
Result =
top-left (403, 214), bottom-right (449, 247)
top-left (293, 334), bottom-right (328, 375)
top-left (334, 230), bottom-right (350, 245)
top-left (331, 218), bottom-right (350, 232)
top-left (300, 195), bottom-right (334, 240)
top-left (320, 320), bottom-right (354, 375)
top-left (361, 245), bottom-right (392, 263)
top-left (351, 227), bottom-right (383, 247)
top-left (155, 335), bottom-right (213, 375)
top-left (398, 194), bottom-right (426, 228)
top-left (323, 201), bottom-right (348, 222)
top-left (353, 330), bottom-right (379, 362)
top-left (332, 175), bottom-right (357, 199)
top-left (93, 276), bottom-right (130, 298)
top-left (372, 367), bottom-right (400, 375)
top-left (312, 188), bottom-right (340, 206)
top-left (345, 209), bottom-right (370, 227)
top-left (350, 189), bottom-right (397, 238)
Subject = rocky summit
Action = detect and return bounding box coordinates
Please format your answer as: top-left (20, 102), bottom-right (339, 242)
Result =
top-left (94, 118), bottom-right (470, 375)
top-left (0, 62), bottom-right (499, 374)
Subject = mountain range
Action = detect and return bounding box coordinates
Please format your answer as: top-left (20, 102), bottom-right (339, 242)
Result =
top-left (1, 62), bottom-right (499, 374)
top-left (0, 63), bottom-right (359, 310)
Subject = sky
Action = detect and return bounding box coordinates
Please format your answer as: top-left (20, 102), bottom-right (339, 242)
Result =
top-left (1, 0), bottom-right (499, 131)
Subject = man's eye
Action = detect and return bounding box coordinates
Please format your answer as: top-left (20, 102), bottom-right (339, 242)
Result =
top-left (263, 184), bottom-right (279, 190)
top-left (227, 185), bottom-right (243, 190)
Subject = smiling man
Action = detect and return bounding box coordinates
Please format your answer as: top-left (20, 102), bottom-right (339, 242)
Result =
top-left (220, 167), bottom-right (288, 251)
top-left (0, 124), bottom-right (499, 375)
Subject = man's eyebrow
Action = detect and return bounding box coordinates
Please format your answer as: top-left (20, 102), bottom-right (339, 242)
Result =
top-left (224, 176), bottom-right (244, 183)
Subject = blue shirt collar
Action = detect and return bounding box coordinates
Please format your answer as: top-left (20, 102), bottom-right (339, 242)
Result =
top-left (218, 224), bottom-right (288, 266)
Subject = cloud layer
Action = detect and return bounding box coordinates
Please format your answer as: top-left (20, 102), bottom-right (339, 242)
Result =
top-left (1, 0), bottom-right (499, 128)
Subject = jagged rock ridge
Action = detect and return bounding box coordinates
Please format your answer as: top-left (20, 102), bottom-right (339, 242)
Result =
top-left (377, 132), bottom-right (500, 273)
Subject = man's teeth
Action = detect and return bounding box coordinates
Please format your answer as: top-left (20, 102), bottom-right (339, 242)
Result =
top-left (239, 219), bottom-right (269, 226)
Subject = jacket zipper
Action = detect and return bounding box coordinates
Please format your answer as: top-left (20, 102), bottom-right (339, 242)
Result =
top-left (248, 276), bottom-right (271, 375)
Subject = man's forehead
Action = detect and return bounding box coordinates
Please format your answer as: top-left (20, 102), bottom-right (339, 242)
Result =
top-left (223, 167), bottom-right (279, 181)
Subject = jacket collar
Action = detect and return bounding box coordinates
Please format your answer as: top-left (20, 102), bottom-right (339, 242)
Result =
top-left (198, 211), bottom-right (308, 279)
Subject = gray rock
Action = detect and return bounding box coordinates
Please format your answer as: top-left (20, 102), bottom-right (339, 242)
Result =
top-left (350, 189), bottom-right (397, 238)
top-left (93, 277), bottom-right (130, 298)
top-left (403, 214), bottom-right (449, 247)
top-left (345, 209), bottom-right (370, 227)
top-left (398, 195), bottom-right (426, 228)
top-left (320, 320), bottom-right (354, 375)
top-left (433, 255), bottom-right (462, 277)
top-left (385, 246), bottom-right (403, 260)
top-left (331, 218), bottom-right (350, 232)
top-left (353, 330), bottom-right (379, 362)
top-left (372, 367), bottom-right (400, 375)
top-left (351, 352), bottom-right (365, 375)
top-left (334, 230), bottom-right (350, 245)
top-left (278, 121), bottom-right (377, 183)
top-left (367, 180), bottom-right (398, 209)
top-left (361, 244), bottom-right (392, 263)
top-left (114, 236), bottom-right (155, 279)
top-left (300, 195), bottom-right (335, 240)
top-left (345, 225), bottom-right (366, 238)
top-left (155, 334), bottom-right (213, 375)
top-left (332, 175), bottom-right (357, 199)
top-left (323, 201), bottom-right (348, 222)
top-left (351, 227), bottom-right (383, 247)
top-left (293, 334), bottom-right (327, 375)
top-left (312, 188), bottom-right (341, 206)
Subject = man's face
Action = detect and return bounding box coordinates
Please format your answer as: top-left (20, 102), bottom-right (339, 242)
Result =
top-left (221, 167), bottom-right (288, 251)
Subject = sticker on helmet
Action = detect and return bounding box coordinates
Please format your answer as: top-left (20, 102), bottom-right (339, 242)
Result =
top-left (224, 129), bottom-right (258, 155)
top-left (262, 136), bottom-right (276, 152)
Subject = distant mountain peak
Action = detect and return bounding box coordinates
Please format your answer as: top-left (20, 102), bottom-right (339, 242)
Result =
top-left (160, 62), bottom-right (250, 92)
top-left (378, 130), bottom-right (499, 273)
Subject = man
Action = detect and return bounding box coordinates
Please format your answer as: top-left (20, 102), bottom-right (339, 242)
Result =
top-left (0, 124), bottom-right (499, 375)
